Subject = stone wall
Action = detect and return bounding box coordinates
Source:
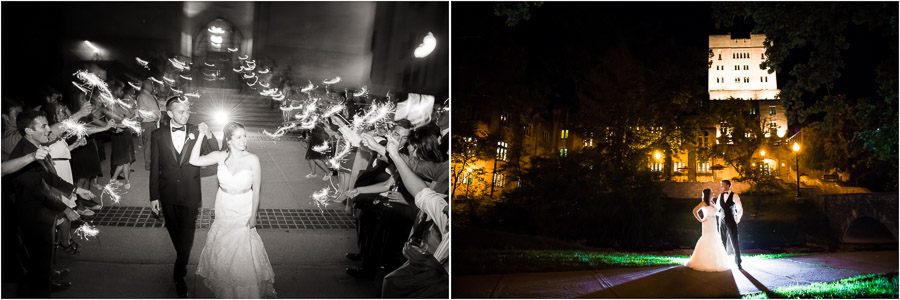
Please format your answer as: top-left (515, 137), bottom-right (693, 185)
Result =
top-left (817, 193), bottom-right (898, 242)
top-left (660, 181), bottom-right (750, 199)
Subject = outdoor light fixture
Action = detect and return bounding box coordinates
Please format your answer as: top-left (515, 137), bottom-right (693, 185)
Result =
top-left (213, 110), bottom-right (230, 125)
top-left (414, 32), bottom-right (436, 58)
top-left (760, 150), bottom-right (766, 157)
top-left (792, 142), bottom-right (801, 198)
top-left (654, 152), bottom-right (662, 160)
top-left (466, 167), bottom-right (472, 173)
top-left (84, 40), bottom-right (100, 54)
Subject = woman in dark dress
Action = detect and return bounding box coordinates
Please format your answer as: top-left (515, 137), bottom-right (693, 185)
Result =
top-left (68, 87), bottom-right (112, 213)
top-left (305, 117), bottom-right (337, 180)
top-left (104, 82), bottom-right (136, 189)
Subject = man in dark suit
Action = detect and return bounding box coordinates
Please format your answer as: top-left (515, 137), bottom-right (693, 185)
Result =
top-left (8, 111), bottom-right (96, 297)
top-left (149, 97), bottom-right (218, 298)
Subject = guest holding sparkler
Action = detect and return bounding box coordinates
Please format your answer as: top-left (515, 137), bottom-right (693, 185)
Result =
top-left (136, 79), bottom-right (160, 171)
top-left (69, 88), bottom-right (115, 217)
top-left (104, 81), bottom-right (137, 189)
top-left (305, 115), bottom-right (339, 180)
top-left (9, 111), bottom-right (96, 297)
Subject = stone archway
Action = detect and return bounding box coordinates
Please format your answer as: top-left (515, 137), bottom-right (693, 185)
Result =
top-left (843, 216), bottom-right (897, 244)
top-left (192, 18), bottom-right (244, 89)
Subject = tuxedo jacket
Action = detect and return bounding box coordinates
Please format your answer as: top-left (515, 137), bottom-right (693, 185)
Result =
top-left (9, 139), bottom-right (75, 242)
top-left (149, 124), bottom-right (218, 207)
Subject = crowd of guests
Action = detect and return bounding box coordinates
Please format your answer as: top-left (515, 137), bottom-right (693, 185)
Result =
top-left (337, 93), bottom-right (450, 298)
top-left (1, 69), bottom-right (174, 296)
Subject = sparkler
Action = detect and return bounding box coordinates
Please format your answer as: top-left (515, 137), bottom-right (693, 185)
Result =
top-left (116, 99), bottom-right (133, 109)
top-left (239, 55), bottom-right (248, 60)
top-left (137, 109), bottom-right (156, 119)
top-left (135, 57), bottom-right (150, 70)
top-left (149, 77), bottom-right (163, 84)
top-left (162, 76), bottom-right (175, 84)
top-left (73, 70), bottom-right (114, 103)
top-left (184, 92), bottom-right (201, 98)
top-left (258, 68), bottom-right (270, 74)
top-left (353, 86), bottom-right (368, 97)
top-left (94, 181), bottom-right (127, 205)
top-left (272, 92), bottom-right (285, 101)
top-left (208, 26), bottom-right (226, 34)
top-left (74, 222), bottom-right (100, 240)
top-left (179, 75), bottom-right (192, 81)
top-left (311, 187), bottom-right (332, 210)
top-left (59, 119), bottom-right (88, 139)
top-left (233, 67), bottom-right (243, 73)
top-left (227, 47), bottom-right (238, 52)
top-left (280, 104), bottom-right (305, 111)
top-left (322, 104), bottom-right (345, 118)
top-left (301, 81), bottom-right (315, 93)
top-left (204, 62), bottom-right (215, 67)
top-left (72, 82), bottom-right (90, 94)
top-left (259, 88), bottom-right (277, 97)
top-left (168, 58), bottom-right (187, 71)
top-left (170, 88), bottom-right (183, 95)
top-left (259, 82), bottom-right (270, 88)
top-left (128, 81), bottom-right (142, 91)
top-left (323, 76), bottom-right (341, 85)
top-left (262, 122), bottom-right (298, 139)
top-left (121, 118), bottom-right (143, 135)
top-left (243, 73), bottom-right (256, 79)
top-left (246, 77), bottom-right (258, 86)
top-left (313, 142), bottom-right (331, 153)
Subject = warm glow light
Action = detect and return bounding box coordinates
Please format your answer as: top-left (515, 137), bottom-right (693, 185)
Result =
top-left (466, 168), bottom-right (472, 173)
top-left (414, 32), bottom-right (436, 58)
top-left (210, 35), bottom-right (223, 44)
top-left (84, 40), bottom-right (100, 53)
top-left (752, 163), bottom-right (756, 167)
top-left (654, 152), bottom-right (662, 160)
top-left (792, 142), bottom-right (800, 152)
top-left (760, 150), bottom-right (766, 157)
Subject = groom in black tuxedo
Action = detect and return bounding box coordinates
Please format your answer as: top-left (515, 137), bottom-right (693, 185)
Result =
top-left (149, 97), bottom-right (218, 298)
top-left (717, 179), bottom-right (744, 269)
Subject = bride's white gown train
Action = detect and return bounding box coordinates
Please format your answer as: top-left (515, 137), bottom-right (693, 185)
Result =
top-left (197, 165), bottom-right (276, 298)
top-left (685, 204), bottom-right (732, 272)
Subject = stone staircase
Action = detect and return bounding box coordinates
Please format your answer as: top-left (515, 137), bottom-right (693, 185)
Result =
top-left (187, 88), bottom-right (286, 131)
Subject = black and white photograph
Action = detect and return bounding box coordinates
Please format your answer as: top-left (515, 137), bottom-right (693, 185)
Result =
top-left (1, 2), bottom-right (448, 298)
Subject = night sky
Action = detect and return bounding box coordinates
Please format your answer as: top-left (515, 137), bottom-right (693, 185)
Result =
top-left (452, 2), bottom-right (881, 112)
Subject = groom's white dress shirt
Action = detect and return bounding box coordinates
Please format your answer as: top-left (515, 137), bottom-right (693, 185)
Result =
top-left (717, 191), bottom-right (744, 223)
top-left (171, 123), bottom-right (186, 153)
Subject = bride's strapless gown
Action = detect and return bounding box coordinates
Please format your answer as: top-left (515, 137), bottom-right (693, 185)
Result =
top-left (685, 204), bottom-right (732, 272)
top-left (197, 165), bottom-right (276, 298)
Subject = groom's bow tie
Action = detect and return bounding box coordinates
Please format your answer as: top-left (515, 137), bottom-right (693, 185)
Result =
top-left (171, 126), bottom-right (186, 132)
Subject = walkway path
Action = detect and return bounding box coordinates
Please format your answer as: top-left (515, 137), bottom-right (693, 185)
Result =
top-left (452, 251), bottom-right (898, 298)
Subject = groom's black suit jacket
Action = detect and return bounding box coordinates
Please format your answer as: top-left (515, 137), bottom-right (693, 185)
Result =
top-left (149, 124), bottom-right (218, 207)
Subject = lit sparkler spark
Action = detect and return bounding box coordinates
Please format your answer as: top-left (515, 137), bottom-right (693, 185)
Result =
top-left (179, 75), bottom-right (192, 81)
top-left (168, 58), bottom-right (187, 70)
top-left (263, 123), bottom-right (297, 139)
top-left (60, 119), bottom-right (88, 139)
top-left (72, 82), bottom-right (90, 94)
top-left (227, 47), bottom-right (238, 52)
top-left (328, 138), bottom-right (353, 170)
top-left (184, 92), bottom-right (200, 98)
top-left (243, 73), bottom-right (256, 79)
top-left (246, 77), bottom-right (258, 86)
top-left (259, 88), bottom-right (277, 96)
top-left (300, 116), bottom-right (319, 129)
top-left (272, 92), bottom-right (285, 101)
top-left (313, 142), bottom-right (331, 153)
top-left (170, 88), bottom-right (183, 95)
top-left (239, 55), bottom-right (248, 60)
top-left (259, 82), bottom-right (270, 88)
top-left (208, 26), bottom-right (226, 34)
top-left (366, 102), bottom-right (394, 125)
top-left (135, 57), bottom-right (149, 69)
top-left (280, 104), bottom-right (304, 111)
top-left (121, 119), bottom-right (142, 135)
top-left (74, 223), bottom-right (100, 240)
top-left (311, 187), bottom-right (331, 209)
top-left (116, 99), bottom-right (133, 109)
top-left (149, 77), bottom-right (163, 84)
top-left (353, 86), bottom-right (368, 97)
top-left (137, 109), bottom-right (156, 119)
top-left (162, 76), bottom-right (175, 84)
top-left (301, 81), bottom-right (315, 93)
top-left (204, 62), bottom-right (215, 67)
top-left (94, 181), bottom-right (126, 205)
top-left (233, 67), bottom-right (243, 73)
top-left (258, 68), bottom-right (270, 74)
top-left (323, 104), bottom-right (345, 118)
top-left (128, 81), bottom-right (142, 90)
top-left (323, 76), bottom-right (341, 85)
top-left (245, 61), bottom-right (256, 70)
top-left (73, 70), bottom-right (114, 99)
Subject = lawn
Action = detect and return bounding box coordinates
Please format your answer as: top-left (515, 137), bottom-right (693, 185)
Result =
top-left (742, 272), bottom-right (899, 299)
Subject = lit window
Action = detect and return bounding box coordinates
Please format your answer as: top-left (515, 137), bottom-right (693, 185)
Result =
top-left (517, 177), bottom-right (521, 187)
top-left (769, 106), bottom-right (776, 115)
top-left (560, 148), bottom-right (567, 157)
top-left (560, 130), bottom-right (569, 139)
top-left (496, 141), bottom-right (508, 161)
top-left (698, 162), bottom-right (710, 173)
top-left (499, 113), bottom-right (509, 126)
top-left (523, 124), bottom-right (533, 136)
top-left (750, 107), bottom-right (757, 115)
top-left (650, 162), bottom-right (663, 172)
top-left (492, 172), bottom-right (504, 188)
top-left (673, 162), bottom-right (685, 173)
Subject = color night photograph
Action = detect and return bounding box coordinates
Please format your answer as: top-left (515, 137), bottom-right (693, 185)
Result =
top-left (451, 2), bottom-right (898, 298)
top-left (2, 2), bottom-right (448, 298)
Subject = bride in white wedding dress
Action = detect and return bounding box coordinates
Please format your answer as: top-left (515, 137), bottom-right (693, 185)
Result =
top-left (685, 188), bottom-right (732, 272)
top-left (189, 122), bottom-right (276, 298)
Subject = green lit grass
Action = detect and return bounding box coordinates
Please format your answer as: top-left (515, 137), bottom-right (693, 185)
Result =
top-left (742, 273), bottom-right (899, 299)
top-left (454, 249), bottom-right (805, 275)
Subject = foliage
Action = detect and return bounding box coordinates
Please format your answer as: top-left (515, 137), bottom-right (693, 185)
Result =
top-left (450, 119), bottom-right (499, 199)
top-left (492, 2), bottom-right (543, 27)
top-left (706, 100), bottom-right (777, 182)
top-left (742, 272), bottom-right (899, 299)
top-left (712, 3), bottom-right (898, 191)
top-left (500, 148), bottom-right (665, 249)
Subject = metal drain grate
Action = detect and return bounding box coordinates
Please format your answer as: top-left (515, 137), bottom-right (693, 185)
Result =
top-left (87, 206), bottom-right (355, 230)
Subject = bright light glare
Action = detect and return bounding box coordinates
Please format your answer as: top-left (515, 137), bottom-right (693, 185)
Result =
top-left (208, 26), bottom-right (226, 34)
top-left (84, 40), bottom-right (100, 53)
top-left (214, 110), bottom-right (230, 125)
top-left (414, 32), bottom-right (436, 58)
top-left (210, 35), bottom-right (223, 44)
top-left (792, 142), bottom-right (800, 152)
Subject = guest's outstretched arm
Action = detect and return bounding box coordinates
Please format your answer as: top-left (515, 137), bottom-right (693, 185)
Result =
top-left (385, 136), bottom-right (427, 197)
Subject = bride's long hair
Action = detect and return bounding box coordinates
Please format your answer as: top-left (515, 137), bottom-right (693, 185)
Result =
top-left (702, 188), bottom-right (712, 206)
top-left (222, 121), bottom-right (246, 153)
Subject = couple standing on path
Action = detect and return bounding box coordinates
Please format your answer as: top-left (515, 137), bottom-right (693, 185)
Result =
top-left (149, 97), bottom-right (276, 298)
top-left (685, 179), bottom-right (744, 272)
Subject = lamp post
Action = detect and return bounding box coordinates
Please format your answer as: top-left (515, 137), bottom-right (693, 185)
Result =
top-left (792, 142), bottom-right (801, 198)
top-left (465, 167), bottom-right (473, 202)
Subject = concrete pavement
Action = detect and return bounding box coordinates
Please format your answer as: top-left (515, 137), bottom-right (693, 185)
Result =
top-left (452, 251), bottom-right (898, 298)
